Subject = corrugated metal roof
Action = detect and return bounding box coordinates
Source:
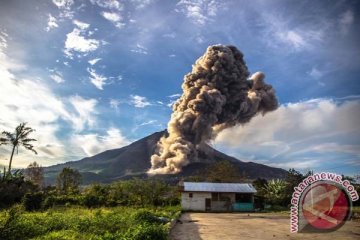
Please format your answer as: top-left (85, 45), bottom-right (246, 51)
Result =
top-left (183, 182), bottom-right (257, 193)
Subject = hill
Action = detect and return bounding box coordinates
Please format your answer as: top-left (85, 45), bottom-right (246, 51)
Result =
top-left (44, 130), bottom-right (287, 184)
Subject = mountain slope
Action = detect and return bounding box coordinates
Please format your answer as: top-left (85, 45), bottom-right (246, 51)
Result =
top-left (44, 131), bottom-right (287, 184)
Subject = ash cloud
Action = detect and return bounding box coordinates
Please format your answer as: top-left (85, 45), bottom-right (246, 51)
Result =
top-left (148, 45), bottom-right (278, 174)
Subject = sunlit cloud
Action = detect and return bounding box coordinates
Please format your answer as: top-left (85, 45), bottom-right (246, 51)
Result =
top-left (71, 128), bottom-right (129, 156)
top-left (215, 98), bottom-right (360, 171)
top-left (87, 68), bottom-right (107, 90)
top-left (45, 14), bottom-right (59, 32)
top-left (130, 95), bottom-right (151, 108)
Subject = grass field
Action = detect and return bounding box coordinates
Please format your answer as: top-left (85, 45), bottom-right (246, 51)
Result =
top-left (0, 205), bottom-right (181, 240)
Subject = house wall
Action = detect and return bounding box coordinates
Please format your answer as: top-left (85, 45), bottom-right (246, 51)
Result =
top-left (181, 192), bottom-right (211, 211)
top-left (181, 192), bottom-right (255, 212)
top-left (211, 192), bottom-right (235, 211)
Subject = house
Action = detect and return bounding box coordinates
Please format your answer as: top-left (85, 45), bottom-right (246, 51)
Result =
top-left (181, 182), bottom-right (257, 212)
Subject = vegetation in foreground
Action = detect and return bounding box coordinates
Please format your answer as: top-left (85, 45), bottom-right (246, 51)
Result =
top-left (0, 205), bottom-right (181, 240)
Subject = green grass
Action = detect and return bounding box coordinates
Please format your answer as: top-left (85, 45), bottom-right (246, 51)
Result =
top-left (0, 205), bottom-right (181, 240)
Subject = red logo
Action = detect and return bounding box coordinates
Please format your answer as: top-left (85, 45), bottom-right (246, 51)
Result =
top-left (301, 183), bottom-right (350, 230)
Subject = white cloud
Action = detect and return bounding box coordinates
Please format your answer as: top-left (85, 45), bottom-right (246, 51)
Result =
top-left (69, 95), bottom-right (98, 132)
top-left (215, 98), bottom-right (360, 171)
top-left (50, 73), bottom-right (65, 83)
top-left (0, 45), bottom-right (70, 167)
top-left (73, 19), bottom-right (90, 30)
top-left (130, 44), bottom-right (148, 54)
top-left (52, 0), bottom-right (74, 19)
top-left (110, 99), bottom-right (120, 112)
top-left (102, 12), bottom-right (121, 22)
top-left (88, 58), bottom-right (101, 65)
top-left (308, 67), bottom-right (324, 80)
top-left (0, 40), bottom-right (123, 167)
top-left (64, 28), bottom-right (100, 58)
top-left (278, 30), bottom-right (306, 50)
top-left (130, 95), bottom-right (151, 108)
top-left (0, 31), bottom-right (8, 50)
top-left (71, 128), bottom-right (129, 156)
top-left (260, 13), bottom-right (324, 52)
top-left (87, 68), bottom-right (107, 90)
top-left (52, 0), bottom-right (74, 9)
top-left (131, 0), bottom-right (154, 9)
top-left (168, 93), bottom-right (181, 98)
top-left (45, 14), bottom-right (59, 31)
top-left (339, 10), bottom-right (354, 35)
top-left (101, 12), bottom-right (125, 28)
top-left (176, 0), bottom-right (222, 26)
top-left (90, 0), bottom-right (123, 10)
top-left (139, 120), bottom-right (158, 127)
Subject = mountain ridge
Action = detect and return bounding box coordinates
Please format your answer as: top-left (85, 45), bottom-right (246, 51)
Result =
top-left (44, 130), bottom-right (287, 184)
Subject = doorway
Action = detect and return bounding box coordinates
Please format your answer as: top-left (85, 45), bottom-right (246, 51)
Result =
top-left (205, 198), bottom-right (211, 211)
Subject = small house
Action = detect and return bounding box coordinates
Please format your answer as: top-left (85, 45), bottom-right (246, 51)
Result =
top-left (181, 182), bottom-right (257, 212)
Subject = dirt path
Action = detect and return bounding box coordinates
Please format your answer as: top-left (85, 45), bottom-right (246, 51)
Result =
top-left (170, 213), bottom-right (360, 240)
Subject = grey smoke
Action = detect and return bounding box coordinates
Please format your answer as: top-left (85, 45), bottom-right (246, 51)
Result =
top-left (148, 45), bottom-right (278, 174)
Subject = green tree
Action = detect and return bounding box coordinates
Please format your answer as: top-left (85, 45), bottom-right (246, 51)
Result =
top-left (264, 179), bottom-right (287, 205)
top-left (252, 178), bottom-right (268, 197)
top-left (56, 167), bottom-right (82, 193)
top-left (24, 161), bottom-right (44, 188)
top-left (205, 160), bottom-right (242, 183)
top-left (0, 123), bottom-right (37, 175)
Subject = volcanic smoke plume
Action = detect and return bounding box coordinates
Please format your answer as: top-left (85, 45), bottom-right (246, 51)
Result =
top-left (148, 45), bottom-right (278, 174)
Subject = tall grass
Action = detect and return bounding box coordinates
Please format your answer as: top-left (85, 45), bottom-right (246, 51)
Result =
top-left (0, 205), bottom-right (181, 240)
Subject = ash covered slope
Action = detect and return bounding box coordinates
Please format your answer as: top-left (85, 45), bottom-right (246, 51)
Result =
top-left (44, 130), bottom-right (286, 184)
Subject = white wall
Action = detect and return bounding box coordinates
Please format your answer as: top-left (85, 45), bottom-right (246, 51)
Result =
top-left (181, 192), bottom-right (211, 211)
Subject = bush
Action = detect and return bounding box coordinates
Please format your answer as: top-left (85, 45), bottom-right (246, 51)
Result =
top-left (82, 184), bottom-right (109, 208)
top-left (22, 192), bottom-right (44, 211)
top-left (42, 195), bottom-right (83, 209)
top-left (123, 223), bottom-right (168, 240)
top-left (0, 174), bottom-right (38, 208)
top-left (0, 205), bottom-right (25, 240)
top-left (131, 210), bottom-right (162, 224)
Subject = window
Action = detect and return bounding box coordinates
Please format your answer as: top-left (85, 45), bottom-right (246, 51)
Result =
top-left (235, 193), bottom-right (252, 203)
top-left (212, 192), bottom-right (219, 201)
top-left (189, 193), bottom-right (193, 198)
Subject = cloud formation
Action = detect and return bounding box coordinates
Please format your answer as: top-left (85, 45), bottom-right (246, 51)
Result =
top-left (101, 12), bottom-right (125, 28)
top-left (88, 58), bottom-right (101, 65)
top-left (176, 0), bottom-right (221, 25)
top-left (71, 128), bottom-right (129, 156)
top-left (130, 95), bottom-right (151, 108)
top-left (215, 98), bottom-right (360, 171)
top-left (88, 68), bottom-right (107, 90)
top-left (45, 14), bottom-right (59, 31)
top-left (50, 72), bottom-right (65, 83)
top-left (90, 0), bottom-right (123, 11)
top-left (64, 21), bottom-right (101, 58)
top-left (130, 44), bottom-right (148, 54)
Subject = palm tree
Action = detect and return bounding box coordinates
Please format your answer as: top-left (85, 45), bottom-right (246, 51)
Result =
top-left (0, 122), bottom-right (37, 175)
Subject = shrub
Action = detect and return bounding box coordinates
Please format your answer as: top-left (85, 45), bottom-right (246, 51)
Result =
top-left (123, 223), bottom-right (167, 240)
top-left (0, 205), bottom-right (25, 240)
top-left (22, 192), bottom-right (44, 211)
top-left (0, 174), bottom-right (37, 208)
top-left (131, 210), bottom-right (162, 224)
top-left (82, 184), bottom-right (109, 208)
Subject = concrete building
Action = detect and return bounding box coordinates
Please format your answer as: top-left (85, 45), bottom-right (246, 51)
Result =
top-left (181, 182), bottom-right (257, 212)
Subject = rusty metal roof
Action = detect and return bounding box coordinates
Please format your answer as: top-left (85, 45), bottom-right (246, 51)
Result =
top-left (183, 182), bottom-right (257, 193)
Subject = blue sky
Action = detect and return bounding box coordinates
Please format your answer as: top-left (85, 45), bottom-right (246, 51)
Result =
top-left (0, 0), bottom-right (359, 177)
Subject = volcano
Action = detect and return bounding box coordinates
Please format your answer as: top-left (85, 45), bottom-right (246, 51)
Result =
top-left (44, 130), bottom-right (287, 185)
